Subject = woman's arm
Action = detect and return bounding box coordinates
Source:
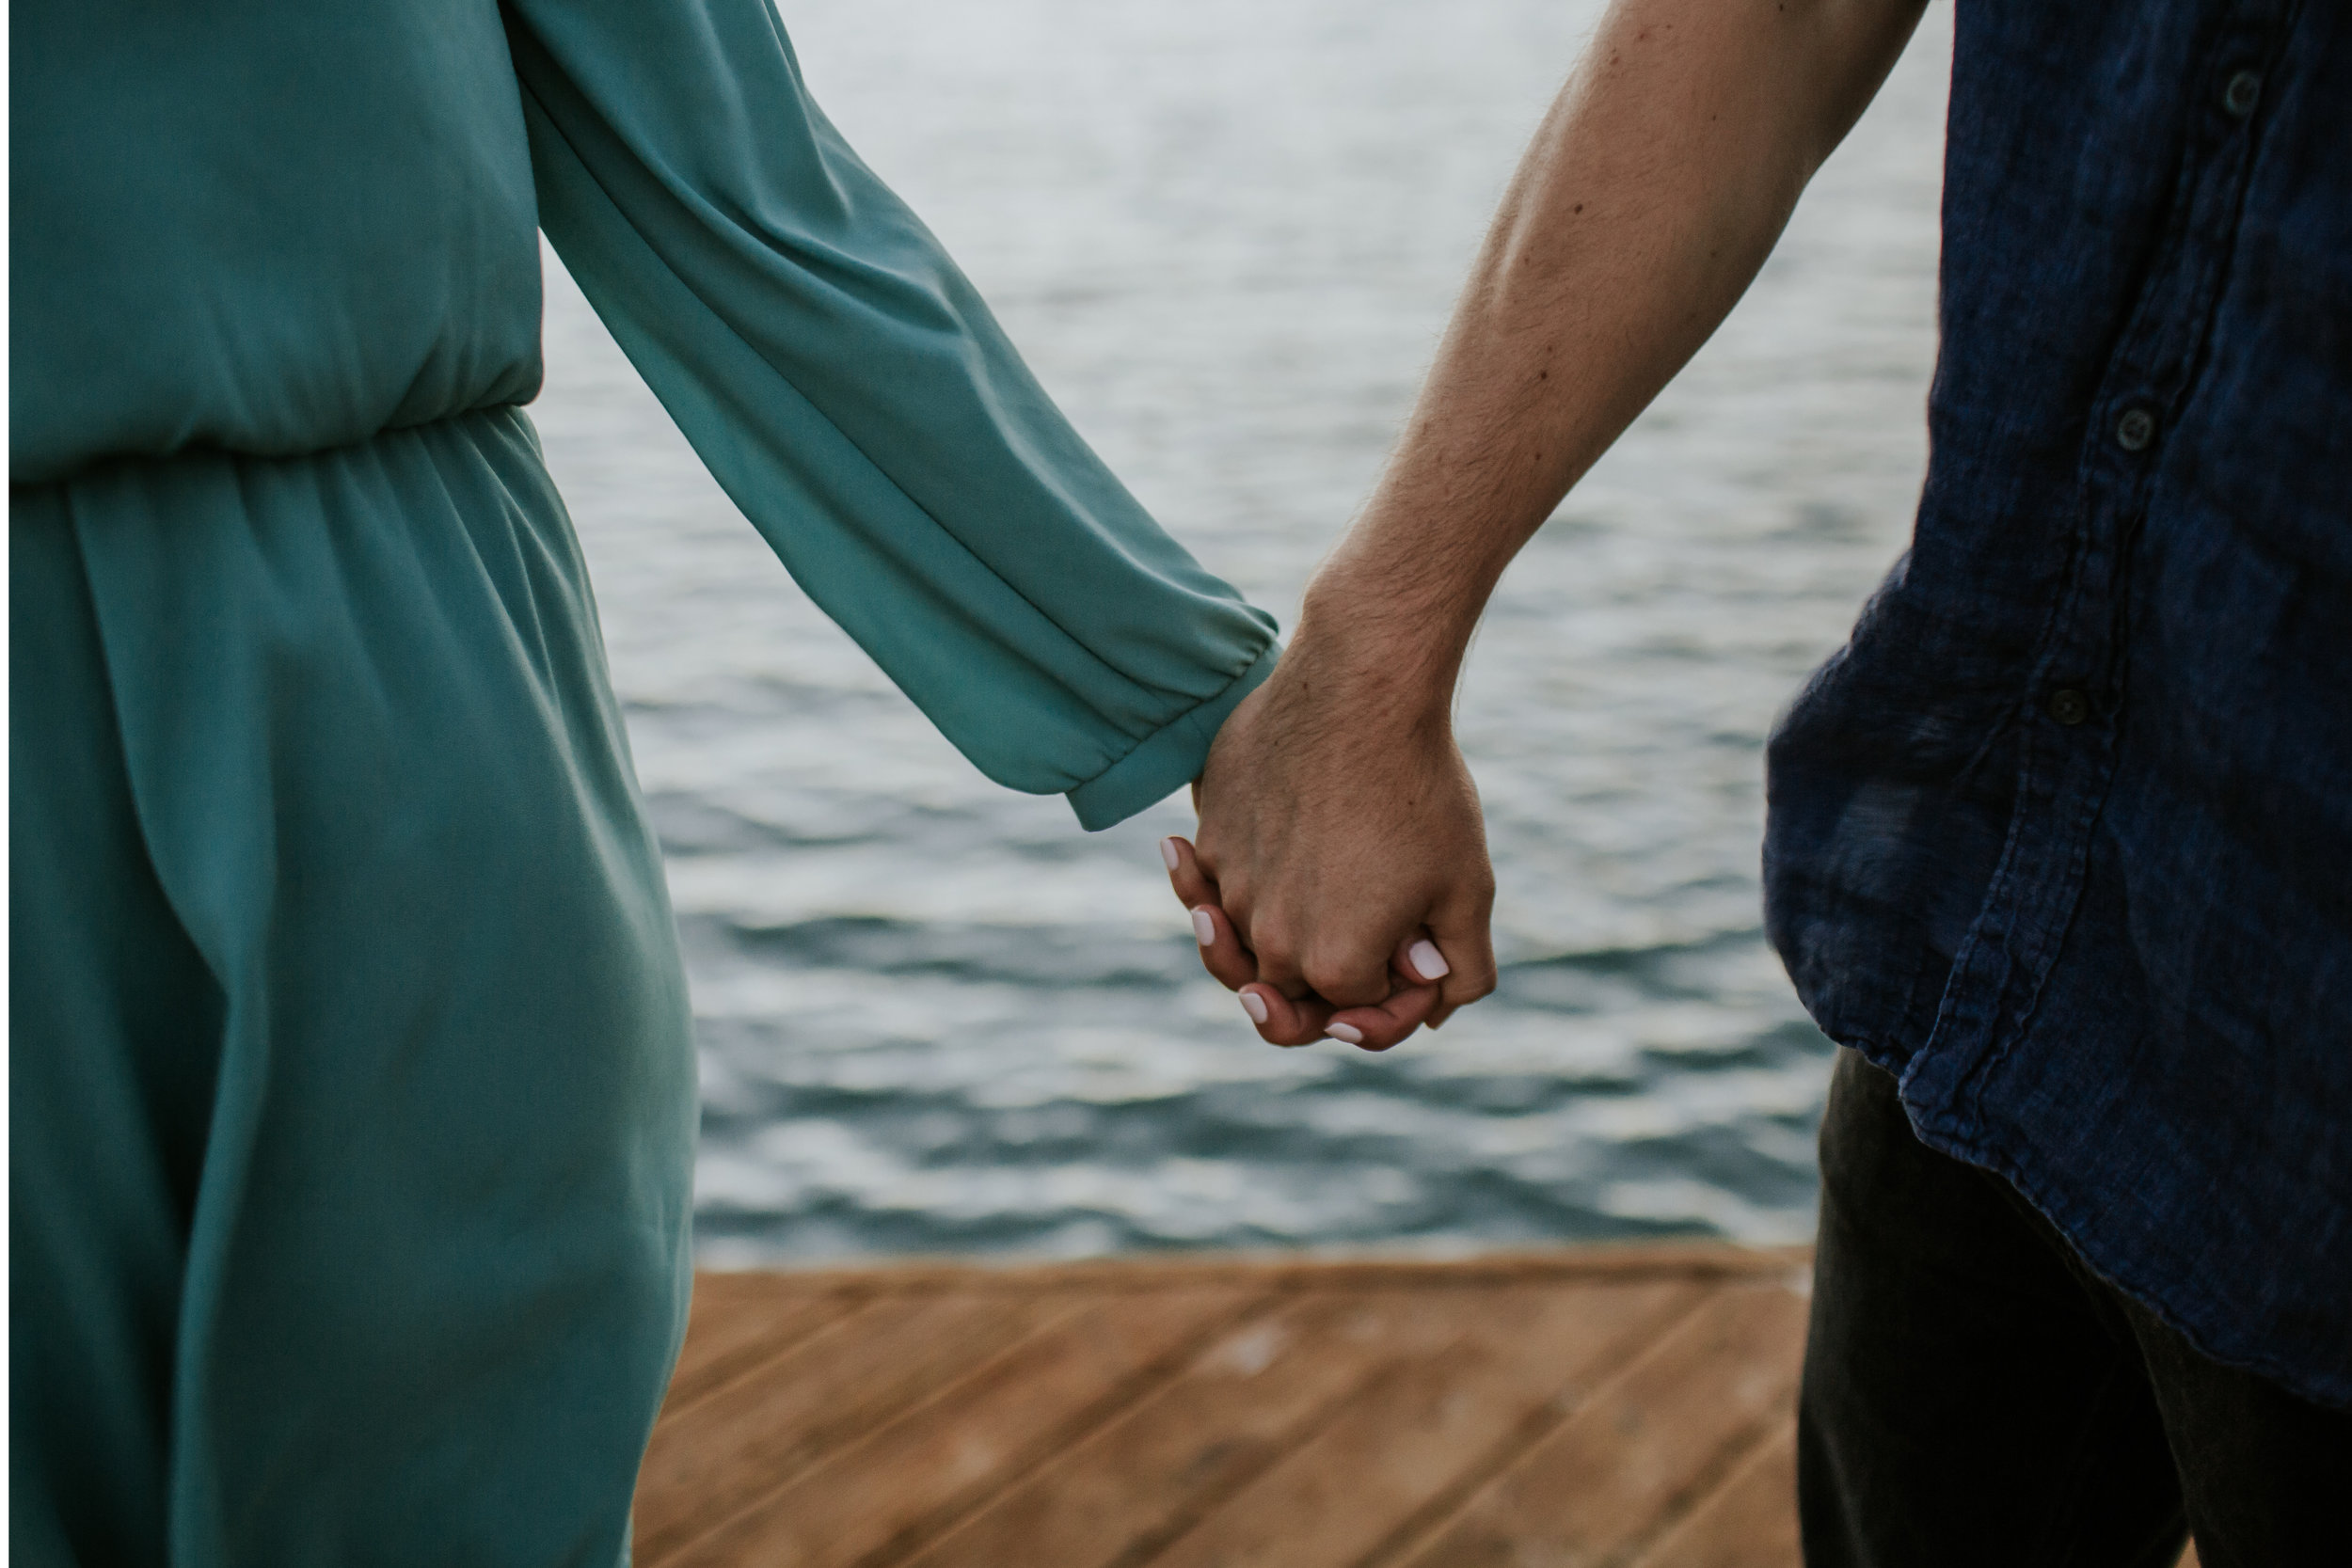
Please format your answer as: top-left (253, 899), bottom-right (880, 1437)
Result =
top-left (1179, 0), bottom-right (1929, 1047)
top-left (504, 0), bottom-right (1279, 829)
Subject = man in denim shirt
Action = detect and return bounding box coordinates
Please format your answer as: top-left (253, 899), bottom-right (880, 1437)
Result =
top-left (1170, 0), bottom-right (2350, 1560)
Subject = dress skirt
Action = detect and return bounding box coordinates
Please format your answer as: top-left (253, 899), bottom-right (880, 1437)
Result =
top-left (9, 405), bottom-right (698, 1567)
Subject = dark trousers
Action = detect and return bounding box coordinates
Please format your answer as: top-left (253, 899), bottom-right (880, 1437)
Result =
top-left (1798, 1048), bottom-right (2352, 1568)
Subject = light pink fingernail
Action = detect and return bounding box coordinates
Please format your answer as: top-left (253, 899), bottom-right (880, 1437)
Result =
top-left (1324, 1022), bottom-right (1366, 1045)
top-left (1191, 908), bottom-right (1217, 946)
top-left (1239, 991), bottom-right (1270, 1025)
top-left (1160, 837), bottom-right (1183, 871)
top-left (1407, 940), bottom-right (1451, 980)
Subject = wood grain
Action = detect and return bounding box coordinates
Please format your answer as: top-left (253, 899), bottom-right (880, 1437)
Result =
top-left (632, 1252), bottom-right (1815, 1568)
top-left (1626, 1425), bottom-right (1801, 1568)
top-left (655, 1288), bottom-right (1259, 1568)
top-left (1154, 1281), bottom-right (1705, 1568)
top-left (1391, 1280), bottom-right (1809, 1568)
top-left (910, 1289), bottom-right (1486, 1568)
top-left (637, 1291), bottom-right (1078, 1560)
top-left (663, 1276), bottom-right (863, 1410)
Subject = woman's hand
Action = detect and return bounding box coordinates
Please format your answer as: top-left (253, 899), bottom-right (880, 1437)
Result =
top-left (1162, 626), bottom-right (1498, 1051)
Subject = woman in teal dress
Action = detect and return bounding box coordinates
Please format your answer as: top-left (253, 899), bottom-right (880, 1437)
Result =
top-left (9, 1), bottom-right (1277, 1561)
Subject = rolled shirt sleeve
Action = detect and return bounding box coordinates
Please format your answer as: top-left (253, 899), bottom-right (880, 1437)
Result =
top-left (501, 0), bottom-right (1278, 829)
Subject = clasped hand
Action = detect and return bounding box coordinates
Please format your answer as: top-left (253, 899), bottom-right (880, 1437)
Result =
top-left (1160, 629), bottom-right (1498, 1052)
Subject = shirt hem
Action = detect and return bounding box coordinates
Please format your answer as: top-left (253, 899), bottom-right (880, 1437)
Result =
top-left (1868, 1029), bottom-right (2352, 1413)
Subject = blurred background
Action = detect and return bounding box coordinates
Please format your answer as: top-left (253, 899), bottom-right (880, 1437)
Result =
top-left (532, 0), bottom-right (1952, 1266)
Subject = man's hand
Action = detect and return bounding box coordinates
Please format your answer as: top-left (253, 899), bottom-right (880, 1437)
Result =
top-left (1163, 623), bottom-right (1498, 1052)
top-left (1160, 0), bottom-right (1920, 1049)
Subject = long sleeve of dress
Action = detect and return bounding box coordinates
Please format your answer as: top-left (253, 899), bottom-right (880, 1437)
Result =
top-left (499, 0), bottom-right (1278, 830)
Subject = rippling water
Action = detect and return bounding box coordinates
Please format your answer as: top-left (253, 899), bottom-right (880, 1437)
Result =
top-left (532, 0), bottom-right (1952, 1263)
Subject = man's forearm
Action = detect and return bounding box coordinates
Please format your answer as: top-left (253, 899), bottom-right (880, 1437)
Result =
top-left (1303, 0), bottom-right (1926, 708)
top-left (1179, 0), bottom-right (1927, 1044)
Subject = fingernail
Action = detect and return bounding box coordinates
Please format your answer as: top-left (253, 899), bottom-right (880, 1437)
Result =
top-left (1239, 991), bottom-right (1270, 1025)
top-left (1324, 1022), bottom-right (1366, 1045)
top-left (1191, 908), bottom-right (1216, 946)
top-left (1160, 837), bottom-right (1183, 871)
top-left (1408, 940), bottom-right (1451, 980)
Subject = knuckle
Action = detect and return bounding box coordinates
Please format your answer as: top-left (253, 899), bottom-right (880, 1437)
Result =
top-left (1298, 958), bottom-right (1344, 997)
top-left (1221, 894), bottom-right (1259, 941)
top-left (1300, 955), bottom-right (1371, 1002)
top-left (1248, 914), bottom-right (1297, 966)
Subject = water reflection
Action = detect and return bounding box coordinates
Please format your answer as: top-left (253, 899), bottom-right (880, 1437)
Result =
top-left (532, 0), bottom-right (1952, 1262)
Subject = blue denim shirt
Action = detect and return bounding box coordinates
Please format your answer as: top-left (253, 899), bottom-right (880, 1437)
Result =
top-left (1764, 0), bottom-right (2349, 1408)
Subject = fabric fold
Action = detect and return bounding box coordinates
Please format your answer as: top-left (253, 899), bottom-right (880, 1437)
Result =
top-left (504, 0), bottom-right (1278, 823)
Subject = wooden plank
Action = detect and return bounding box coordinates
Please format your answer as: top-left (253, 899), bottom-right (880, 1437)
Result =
top-left (656, 1286), bottom-right (1260, 1568)
top-left (1152, 1280), bottom-right (1707, 1568)
top-left (635, 1291), bottom-right (1079, 1562)
top-left (665, 1275), bottom-right (864, 1409)
top-left (1625, 1424), bottom-right (1799, 1568)
top-left (904, 1288), bottom-right (1502, 1568)
top-left (1392, 1280), bottom-right (1809, 1568)
top-left (758, 1243), bottom-right (1807, 1297)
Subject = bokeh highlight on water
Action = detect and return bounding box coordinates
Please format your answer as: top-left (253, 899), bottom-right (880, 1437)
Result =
top-left (530, 0), bottom-right (1953, 1264)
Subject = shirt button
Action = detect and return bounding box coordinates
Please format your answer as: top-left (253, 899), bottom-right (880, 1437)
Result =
top-left (2047, 688), bottom-right (2090, 726)
top-left (2223, 70), bottom-right (2263, 118)
top-left (2116, 407), bottom-right (2157, 451)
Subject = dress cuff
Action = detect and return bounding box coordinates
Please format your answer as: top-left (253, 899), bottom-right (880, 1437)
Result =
top-left (1064, 643), bottom-right (1281, 832)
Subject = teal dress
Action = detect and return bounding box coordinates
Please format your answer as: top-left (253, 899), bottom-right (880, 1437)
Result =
top-left (8, 2), bottom-right (1277, 1562)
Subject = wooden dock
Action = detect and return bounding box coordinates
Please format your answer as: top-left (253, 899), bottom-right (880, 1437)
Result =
top-left (636, 1243), bottom-right (1819, 1567)
top-left (638, 1243), bottom-right (2210, 1566)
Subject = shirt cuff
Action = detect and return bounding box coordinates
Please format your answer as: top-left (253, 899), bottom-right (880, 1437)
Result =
top-left (1064, 642), bottom-right (1281, 832)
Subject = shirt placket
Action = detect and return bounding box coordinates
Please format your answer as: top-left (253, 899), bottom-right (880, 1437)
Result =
top-left (1910, 0), bottom-right (2297, 1142)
